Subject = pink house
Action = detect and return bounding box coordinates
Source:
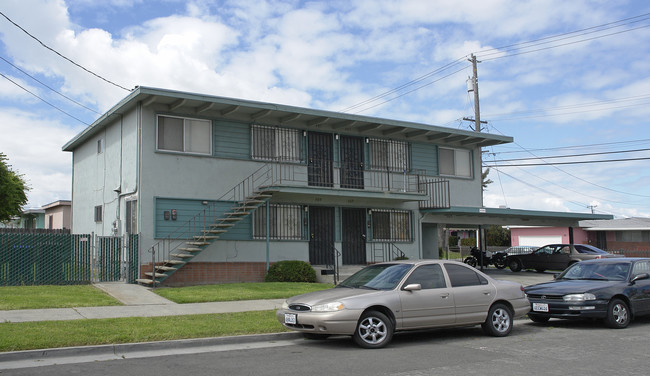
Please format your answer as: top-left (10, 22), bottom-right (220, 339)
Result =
top-left (510, 226), bottom-right (589, 247)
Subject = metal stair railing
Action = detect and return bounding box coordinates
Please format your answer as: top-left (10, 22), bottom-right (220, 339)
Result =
top-left (139, 163), bottom-right (276, 286)
top-left (371, 242), bottom-right (407, 263)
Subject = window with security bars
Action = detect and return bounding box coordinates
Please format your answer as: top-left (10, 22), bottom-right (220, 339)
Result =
top-left (251, 124), bottom-right (303, 162)
top-left (368, 138), bottom-right (409, 172)
top-left (439, 147), bottom-right (472, 177)
top-left (253, 204), bottom-right (303, 240)
top-left (371, 209), bottom-right (411, 242)
top-left (157, 115), bottom-right (211, 155)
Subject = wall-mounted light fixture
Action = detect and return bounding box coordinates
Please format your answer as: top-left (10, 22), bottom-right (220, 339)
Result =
top-left (335, 133), bottom-right (339, 140)
top-left (202, 201), bottom-right (209, 205)
top-left (303, 130), bottom-right (307, 137)
top-left (365, 137), bottom-right (370, 144)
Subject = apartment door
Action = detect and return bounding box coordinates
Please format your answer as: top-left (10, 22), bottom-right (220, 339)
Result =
top-left (342, 208), bottom-right (367, 265)
top-left (340, 135), bottom-right (364, 189)
top-left (308, 132), bottom-right (333, 187)
top-left (309, 207), bottom-right (335, 265)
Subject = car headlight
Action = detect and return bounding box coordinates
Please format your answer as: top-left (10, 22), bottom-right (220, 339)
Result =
top-left (563, 293), bottom-right (596, 302)
top-left (311, 302), bottom-right (345, 312)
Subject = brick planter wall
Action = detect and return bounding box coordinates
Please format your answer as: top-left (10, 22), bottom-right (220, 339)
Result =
top-left (140, 262), bottom-right (269, 286)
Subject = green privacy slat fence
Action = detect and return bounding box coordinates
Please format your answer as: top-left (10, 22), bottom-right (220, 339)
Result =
top-left (0, 233), bottom-right (139, 286)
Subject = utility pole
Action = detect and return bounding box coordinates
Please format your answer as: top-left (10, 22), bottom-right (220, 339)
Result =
top-left (470, 53), bottom-right (481, 132)
top-left (463, 54), bottom-right (486, 132)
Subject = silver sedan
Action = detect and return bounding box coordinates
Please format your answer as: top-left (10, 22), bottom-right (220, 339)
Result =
top-left (276, 260), bottom-right (530, 348)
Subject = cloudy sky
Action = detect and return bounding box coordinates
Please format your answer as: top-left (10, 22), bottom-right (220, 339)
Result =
top-left (0, 0), bottom-right (649, 218)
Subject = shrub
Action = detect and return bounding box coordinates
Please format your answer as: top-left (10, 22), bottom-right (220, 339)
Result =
top-left (460, 237), bottom-right (476, 247)
top-left (265, 260), bottom-right (317, 283)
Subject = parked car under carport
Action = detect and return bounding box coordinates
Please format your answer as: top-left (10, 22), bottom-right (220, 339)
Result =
top-left (507, 244), bottom-right (616, 272)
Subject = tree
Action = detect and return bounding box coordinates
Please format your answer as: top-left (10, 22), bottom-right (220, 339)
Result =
top-left (486, 225), bottom-right (510, 247)
top-left (482, 168), bottom-right (493, 189)
top-left (0, 152), bottom-right (29, 222)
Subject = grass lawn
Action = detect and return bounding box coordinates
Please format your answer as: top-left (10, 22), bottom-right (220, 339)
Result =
top-left (0, 285), bottom-right (122, 310)
top-left (153, 282), bottom-right (334, 303)
top-left (0, 282), bottom-right (334, 352)
top-left (0, 310), bottom-right (287, 352)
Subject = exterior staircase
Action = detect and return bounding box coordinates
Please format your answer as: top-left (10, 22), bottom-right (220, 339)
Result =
top-left (137, 164), bottom-right (275, 286)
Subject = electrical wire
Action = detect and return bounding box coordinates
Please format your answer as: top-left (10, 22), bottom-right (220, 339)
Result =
top-left (491, 148), bottom-right (650, 162)
top-left (0, 11), bottom-right (131, 92)
top-left (0, 72), bottom-right (90, 125)
top-left (485, 156), bottom-right (650, 167)
top-left (0, 55), bottom-right (102, 115)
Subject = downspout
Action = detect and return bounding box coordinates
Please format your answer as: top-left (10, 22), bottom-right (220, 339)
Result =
top-left (266, 200), bottom-right (270, 271)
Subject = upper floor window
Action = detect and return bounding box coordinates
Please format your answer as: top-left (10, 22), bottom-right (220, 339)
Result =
top-left (157, 115), bottom-right (211, 155)
top-left (439, 147), bottom-right (471, 177)
top-left (368, 138), bottom-right (409, 172)
top-left (251, 124), bottom-right (304, 163)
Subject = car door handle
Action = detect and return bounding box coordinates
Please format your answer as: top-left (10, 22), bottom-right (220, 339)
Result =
top-left (482, 291), bottom-right (491, 296)
top-left (440, 293), bottom-right (450, 299)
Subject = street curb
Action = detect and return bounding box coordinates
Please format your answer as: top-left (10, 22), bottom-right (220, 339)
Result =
top-left (0, 332), bottom-right (303, 363)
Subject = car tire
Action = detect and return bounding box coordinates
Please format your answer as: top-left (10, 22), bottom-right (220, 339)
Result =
top-left (482, 303), bottom-right (513, 337)
top-left (353, 310), bottom-right (394, 349)
top-left (508, 258), bottom-right (522, 272)
top-left (528, 314), bottom-right (550, 323)
top-left (494, 259), bottom-right (507, 269)
top-left (464, 257), bottom-right (477, 268)
top-left (303, 333), bottom-right (330, 340)
top-left (604, 298), bottom-right (630, 329)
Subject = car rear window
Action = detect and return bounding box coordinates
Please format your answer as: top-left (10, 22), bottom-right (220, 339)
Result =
top-left (444, 264), bottom-right (488, 287)
top-left (575, 245), bottom-right (608, 254)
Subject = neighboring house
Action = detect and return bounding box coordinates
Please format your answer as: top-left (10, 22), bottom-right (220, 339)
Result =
top-left (580, 217), bottom-right (650, 252)
top-left (510, 218), bottom-right (650, 252)
top-left (62, 86), bottom-right (609, 286)
top-left (42, 200), bottom-right (72, 230)
top-left (16, 208), bottom-right (45, 229)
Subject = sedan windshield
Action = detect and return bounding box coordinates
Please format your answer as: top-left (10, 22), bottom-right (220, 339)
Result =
top-left (558, 262), bottom-right (630, 281)
top-left (338, 264), bottom-right (413, 290)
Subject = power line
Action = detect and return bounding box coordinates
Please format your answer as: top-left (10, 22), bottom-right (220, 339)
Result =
top-left (485, 156), bottom-right (650, 167)
top-left (0, 73), bottom-right (90, 125)
top-left (493, 138), bottom-right (650, 154)
top-left (491, 148), bottom-right (650, 162)
top-left (0, 55), bottom-right (102, 115)
top-left (0, 11), bottom-right (131, 92)
top-left (487, 123), bottom-right (650, 198)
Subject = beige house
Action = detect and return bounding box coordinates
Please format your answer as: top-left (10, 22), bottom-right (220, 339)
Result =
top-left (42, 200), bottom-right (71, 230)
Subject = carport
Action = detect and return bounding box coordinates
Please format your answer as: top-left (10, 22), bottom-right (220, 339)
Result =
top-left (418, 206), bottom-right (613, 259)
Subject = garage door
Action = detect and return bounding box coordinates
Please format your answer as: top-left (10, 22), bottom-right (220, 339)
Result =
top-left (518, 236), bottom-right (562, 247)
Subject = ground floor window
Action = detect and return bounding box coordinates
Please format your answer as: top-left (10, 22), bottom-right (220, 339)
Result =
top-left (371, 209), bottom-right (411, 242)
top-left (253, 204), bottom-right (303, 240)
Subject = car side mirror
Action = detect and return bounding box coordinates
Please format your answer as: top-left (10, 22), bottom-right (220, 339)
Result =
top-left (403, 284), bottom-right (422, 291)
top-left (631, 273), bottom-right (649, 284)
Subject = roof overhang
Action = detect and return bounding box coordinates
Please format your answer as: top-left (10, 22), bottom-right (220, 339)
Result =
top-left (63, 86), bottom-right (513, 151)
top-left (421, 206), bottom-right (614, 228)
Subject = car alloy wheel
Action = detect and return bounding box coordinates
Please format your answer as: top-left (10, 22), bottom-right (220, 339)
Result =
top-left (482, 303), bottom-right (512, 337)
top-left (605, 298), bottom-right (630, 329)
top-left (353, 310), bottom-right (393, 349)
top-left (508, 258), bottom-right (522, 272)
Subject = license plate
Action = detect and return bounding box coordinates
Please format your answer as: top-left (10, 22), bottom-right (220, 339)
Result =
top-left (533, 303), bottom-right (549, 312)
top-left (284, 313), bottom-right (297, 324)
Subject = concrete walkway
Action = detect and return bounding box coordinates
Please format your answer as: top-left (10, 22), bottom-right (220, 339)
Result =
top-left (0, 269), bottom-right (553, 324)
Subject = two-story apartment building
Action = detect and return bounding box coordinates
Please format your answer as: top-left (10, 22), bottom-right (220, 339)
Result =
top-left (63, 86), bottom-right (516, 286)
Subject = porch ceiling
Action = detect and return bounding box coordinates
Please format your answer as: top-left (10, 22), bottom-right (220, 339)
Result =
top-left (261, 185), bottom-right (428, 204)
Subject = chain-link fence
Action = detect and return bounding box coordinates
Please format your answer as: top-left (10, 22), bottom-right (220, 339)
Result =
top-left (0, 232), bottom-right (139, 286)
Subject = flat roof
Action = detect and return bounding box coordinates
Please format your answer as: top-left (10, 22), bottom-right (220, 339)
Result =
top-left (421, 206), bottom-right (613, 227)
top-left (63, 86), bottom-right (513, 151)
